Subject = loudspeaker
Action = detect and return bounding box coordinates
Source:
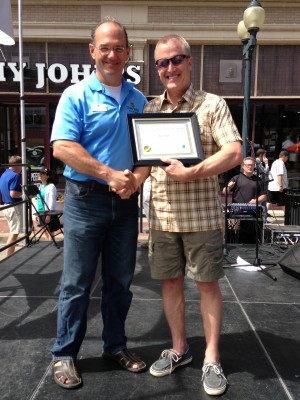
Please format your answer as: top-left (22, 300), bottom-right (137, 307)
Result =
top-left (278, 244), bottom-right (300, 280)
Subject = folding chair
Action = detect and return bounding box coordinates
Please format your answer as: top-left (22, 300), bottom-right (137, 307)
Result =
top-left (23, 184), bottom-right (64, 248)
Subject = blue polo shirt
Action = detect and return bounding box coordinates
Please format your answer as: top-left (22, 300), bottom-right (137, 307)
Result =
top-left (0, 169), bottom-right (22, 204)
top-left (51, 72), bottom-right (147, 183)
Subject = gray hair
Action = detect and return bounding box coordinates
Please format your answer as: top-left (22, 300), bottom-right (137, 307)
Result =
top-left (154, 34), bottom-right (191, 60)
top-left (8, 155), bottom-right (21, 165)
top-left (279, 150), bottom-right (289, 157)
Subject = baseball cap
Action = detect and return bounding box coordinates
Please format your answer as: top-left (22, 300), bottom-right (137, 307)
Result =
top-left (39, 168), bottom-right (50, 175)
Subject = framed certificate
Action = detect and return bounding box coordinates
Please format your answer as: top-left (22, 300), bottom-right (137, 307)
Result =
top-left (127, 112), bottom-right (204, 166)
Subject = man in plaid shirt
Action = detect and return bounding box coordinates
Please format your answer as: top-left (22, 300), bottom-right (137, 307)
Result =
top-left (138, 34), bottom-right (242, 396)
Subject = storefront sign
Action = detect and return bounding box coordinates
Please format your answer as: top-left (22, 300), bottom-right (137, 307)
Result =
top-left (0, 62), bottom-right (142, 88)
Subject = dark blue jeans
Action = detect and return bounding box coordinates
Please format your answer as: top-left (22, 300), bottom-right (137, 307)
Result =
top-left (51, 179), bottom-right (139, 360)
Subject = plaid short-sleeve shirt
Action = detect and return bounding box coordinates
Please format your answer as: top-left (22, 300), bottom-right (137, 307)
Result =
top-left (144, 84), bottom-right (242, 232)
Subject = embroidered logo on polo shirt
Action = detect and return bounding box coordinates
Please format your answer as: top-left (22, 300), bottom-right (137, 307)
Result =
top-left (127, 102), bottom-right (139, 113)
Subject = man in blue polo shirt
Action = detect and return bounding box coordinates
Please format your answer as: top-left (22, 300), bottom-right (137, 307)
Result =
top-left (0, 155), bottom-right (23, 257)
top-left (50, 18), bottom-right (148, 389)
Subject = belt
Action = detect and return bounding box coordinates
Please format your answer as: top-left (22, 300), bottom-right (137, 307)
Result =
top-left (67, 178), bottom-right (112, 191)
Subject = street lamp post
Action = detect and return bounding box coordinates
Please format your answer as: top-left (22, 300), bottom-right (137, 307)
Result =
top-left (237, 1), bottom-right (265, 159)
top-left (235, 2), bottom-right (277, 280)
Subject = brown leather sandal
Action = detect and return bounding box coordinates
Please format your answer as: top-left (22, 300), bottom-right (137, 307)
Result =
top-left (102, 348), bottom-right (147, 373)
top-left (53, 359), bottom-right (82, 389)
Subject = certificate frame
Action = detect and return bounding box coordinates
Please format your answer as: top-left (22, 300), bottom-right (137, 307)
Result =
top-left (127, 112), bottom-right (204, 166)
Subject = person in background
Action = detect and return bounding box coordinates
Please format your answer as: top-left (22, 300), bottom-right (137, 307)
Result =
top-left (142, 176), bottom-right (151, 223)
top-left (50, 17), bottom-right (147, 390)
top-left (0, 155), bottom-right (23, 257)
top-left (140, 176), bottom-right (151, 249)
top-left (36, 168), bottom-right (59, 239)
top-left (255, 148), bottom-right (269, 176)
top-left (282, 135), bottom-right (294, 150)
top-left (139, 34), bottom-right (242, 396)
top-left (268, 150), bottom-right (289, 208)
top-left (223, 157), bottom-right (266, 244)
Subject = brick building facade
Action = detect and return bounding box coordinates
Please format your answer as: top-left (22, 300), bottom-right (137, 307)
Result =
top-left (1, 0), bottom-right (300, 181)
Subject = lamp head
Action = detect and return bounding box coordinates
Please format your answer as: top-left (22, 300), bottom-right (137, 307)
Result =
top-left (244, 0), bottom-right (265, 30)
top-left (237, 20), bottom-right (250, 41)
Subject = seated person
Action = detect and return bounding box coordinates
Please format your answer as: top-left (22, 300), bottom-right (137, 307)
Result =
top-left (223, 157), bottom-right (266, 244)
top-left (36, 168), bottom-right (60, 239)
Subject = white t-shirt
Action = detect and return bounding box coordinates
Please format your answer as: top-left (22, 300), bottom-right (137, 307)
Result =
top-left (268, 159), bottom-right (288, 191)
top-left (103, 84), bottom-right (122, 103)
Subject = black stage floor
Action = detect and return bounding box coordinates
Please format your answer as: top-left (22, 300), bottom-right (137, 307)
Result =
top-left (0, 241), bottom-right (299, 400)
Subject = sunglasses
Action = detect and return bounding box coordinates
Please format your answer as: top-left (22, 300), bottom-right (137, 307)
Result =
top-left (155, 54), bottom-right (190, 69)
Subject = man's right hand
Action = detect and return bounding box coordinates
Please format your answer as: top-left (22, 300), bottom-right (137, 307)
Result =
top-left (107, 169), bottom-right (138, 197)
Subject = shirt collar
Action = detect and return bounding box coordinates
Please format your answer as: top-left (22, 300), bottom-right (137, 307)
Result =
top-left (156, 83), bottom-right (198, 108)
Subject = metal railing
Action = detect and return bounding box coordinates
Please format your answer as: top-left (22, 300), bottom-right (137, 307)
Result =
top-left (1, 163), bottom-right (146, 256)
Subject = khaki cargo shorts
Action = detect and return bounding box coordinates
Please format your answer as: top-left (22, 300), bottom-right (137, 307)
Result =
top-left (3, 204), bottom-right (24, 234)
top-left (148, 229), bottom-right (224, 282)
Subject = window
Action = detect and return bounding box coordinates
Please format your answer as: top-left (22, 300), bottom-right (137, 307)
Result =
top-left (258, 46), bottom-right (300, 96)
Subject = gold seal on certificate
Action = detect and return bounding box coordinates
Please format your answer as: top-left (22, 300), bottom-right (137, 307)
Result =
top-left (127, 113), bottom-right (204, 166)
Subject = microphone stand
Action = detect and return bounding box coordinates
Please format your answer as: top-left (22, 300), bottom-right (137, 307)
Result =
top-left (253, 163), bottom-right (277, 280)
top-left (223, 172), bottom-right (235, 262)
top-left (233, 161), bottom-right (277, 281)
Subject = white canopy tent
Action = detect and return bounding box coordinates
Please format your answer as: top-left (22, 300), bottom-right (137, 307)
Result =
top-left (0, 0), bottom-right (15, 46)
